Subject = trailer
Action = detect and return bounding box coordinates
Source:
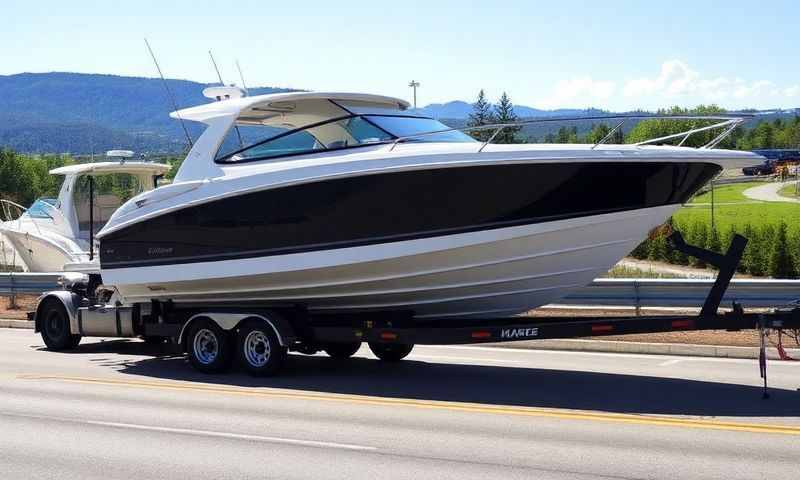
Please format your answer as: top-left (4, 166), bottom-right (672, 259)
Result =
top-left (31, 231), bottom-right (800, 394)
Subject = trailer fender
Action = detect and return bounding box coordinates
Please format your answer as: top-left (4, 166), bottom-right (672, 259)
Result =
top-left (34, 291), bottom-right (81, 335)
top-left (178, 312), bottom-right (292, 348)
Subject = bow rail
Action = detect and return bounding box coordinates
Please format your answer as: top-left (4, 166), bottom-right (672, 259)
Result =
top-left (387, 114), bottom-right (751, 152)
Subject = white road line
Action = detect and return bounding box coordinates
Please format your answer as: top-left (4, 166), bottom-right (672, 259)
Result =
top-left (411, 354), bottom-right (523, 364)
top-left (2, 412), bottom-right (376, 452)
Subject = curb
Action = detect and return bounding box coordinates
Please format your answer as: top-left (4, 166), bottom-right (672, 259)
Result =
top-left (0, 319), bottom-right (33, 330)
top-left (483, 339), bottom-right (800, 360)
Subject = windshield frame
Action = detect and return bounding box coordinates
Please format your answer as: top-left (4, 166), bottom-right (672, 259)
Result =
top-left (215, 114), bottom-right (467, 164)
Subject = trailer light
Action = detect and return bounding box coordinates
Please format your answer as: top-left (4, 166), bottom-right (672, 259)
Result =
top-left (380, 332), bottom-right (398, 340)
top-left (671, 319), bottom-right (694, 329)
top-left (591, 325), bottom-right (614, 333)
top-left (471, 331), bottom-right (491, 339)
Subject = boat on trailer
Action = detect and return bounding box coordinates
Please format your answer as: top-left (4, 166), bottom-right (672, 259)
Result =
top-left (96, 90), bottom-right (759, 319)
top-left (0, 158), bottom-right (170, 272)
top-left (33, 87), bottom-right (779, 377)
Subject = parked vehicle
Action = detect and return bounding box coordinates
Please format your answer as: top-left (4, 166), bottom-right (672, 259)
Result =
top-left (742, 149), bottom-right (800, 175)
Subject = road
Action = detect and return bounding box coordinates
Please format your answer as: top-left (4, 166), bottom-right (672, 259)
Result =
top-left (742, 180), bottom-right (800, 203)
top-left (0, 328), bottom-right (798, 480)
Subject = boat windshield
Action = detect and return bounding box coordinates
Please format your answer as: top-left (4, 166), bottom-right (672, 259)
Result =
top-left (217, 115), bottom-right (475, 164)
top-left (26, 198), bottom-right (57, 219)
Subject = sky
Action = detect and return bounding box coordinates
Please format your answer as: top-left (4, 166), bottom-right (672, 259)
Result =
top-left (2, 0), bottom-right (799, 111)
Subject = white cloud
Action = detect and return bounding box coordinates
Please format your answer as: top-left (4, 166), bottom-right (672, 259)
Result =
top-left (533, 61), bottom-right (799, 110)
top-left (622, 61), bottom-right (783, 105)
top-left (539, 76), bottom-right (615, 108)
top-left (784, 85), bottom-right (800, 97)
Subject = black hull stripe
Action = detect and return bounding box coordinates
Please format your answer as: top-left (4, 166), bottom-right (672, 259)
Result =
top-left (101, 205), bottom-right (669, 269)
top-left (101, 162), bottom-right (721, 270)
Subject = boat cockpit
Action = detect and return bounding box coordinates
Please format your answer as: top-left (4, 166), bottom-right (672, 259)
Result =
top-left (214, 97), bottom-right (476, 164)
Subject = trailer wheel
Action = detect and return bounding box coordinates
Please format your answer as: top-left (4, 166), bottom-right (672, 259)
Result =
top-left (236, 321), bottom-right (287, 376)
top-left (186, 319), bottom-right (233, 373)
top-left (368, 342), bottom-right (413, 362)
top-left (40, 299), bottom-right (81, 350)
top-left (323, 342), bottom-right (362, 359)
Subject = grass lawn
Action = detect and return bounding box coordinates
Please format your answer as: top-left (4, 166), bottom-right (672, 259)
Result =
top-left (778, 182), bottom-right (800, 199)
top-left (673, 181), bottom-right (800, 232)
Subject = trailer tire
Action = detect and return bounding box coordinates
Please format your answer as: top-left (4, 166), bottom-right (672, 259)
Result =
top-left (368, 342), bottom-right (413, 362)
top-left (186, 319), bottom-right (233, 373)
top-left (323, 342), bottom-right (361, 359)
top-left (237, 321), bottom-right (287, 376)
top-left (40, 299), bottom-right (81, 350)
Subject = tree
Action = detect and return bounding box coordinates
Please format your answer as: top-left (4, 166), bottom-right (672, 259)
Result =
top-left (688, 221), bottom-right (708, 268)
top-left (556, 126), bottom-right (578, 143)
top-left (768, 223), bottom-right (797, 279)
top-left (467, 89), bottom-right (495, 141)
top-left (626, 105), bottom-right (736, 148)
top-left (492, 92), bottom-right (521, 143)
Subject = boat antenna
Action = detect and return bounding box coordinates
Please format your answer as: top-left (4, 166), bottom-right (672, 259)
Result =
top-left (235, 59), bottom-right (249, 94)
top-left (209, 50), bottom-right (225, 85)
top-left (208, 50), bottom-right (245, 147)
top-left (144, 38), bottom-right (193, 149)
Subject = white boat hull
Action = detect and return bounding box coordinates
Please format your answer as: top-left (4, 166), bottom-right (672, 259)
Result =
top-left (0, 229), bottom-right (78, 272)
top-left (104, 205), bottom-right (677, 318)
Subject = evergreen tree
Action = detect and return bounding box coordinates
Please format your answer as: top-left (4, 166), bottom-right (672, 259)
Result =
top-left (670, 219), bottom-right (689, 265)
top-left (689, 221), bottom-right (708, 268)
top-left (768, 223), bottom-right (797, 278)
top-left (648, 233), bottom-right (669, 261)
top-left (740, 223), bottom-right (757, 274)
top-left (492, 92), bottom-right (521, 143)
top-left (467, 89), bottom-right (495, 141)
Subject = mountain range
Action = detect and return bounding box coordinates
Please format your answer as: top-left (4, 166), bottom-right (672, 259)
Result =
top-left (0, 72), bottom-right (796, 155)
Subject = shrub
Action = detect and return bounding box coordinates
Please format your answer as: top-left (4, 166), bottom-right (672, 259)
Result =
top-left (768, 222), bottom-right (797, 279)
top-left (689, 221), bottom-right (708, 268)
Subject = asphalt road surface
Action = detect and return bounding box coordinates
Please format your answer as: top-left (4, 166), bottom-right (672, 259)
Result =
top-left (0, 328), bottom-right (798, 479)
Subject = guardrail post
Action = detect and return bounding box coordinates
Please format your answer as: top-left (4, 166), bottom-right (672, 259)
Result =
top-left (8, 271), bottom-right (18, 310)
top-left (634, 280), bottom-right (641, 317)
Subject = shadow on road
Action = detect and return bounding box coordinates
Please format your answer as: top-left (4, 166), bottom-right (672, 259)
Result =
top-left (58, 339), bottom-right (800, 419)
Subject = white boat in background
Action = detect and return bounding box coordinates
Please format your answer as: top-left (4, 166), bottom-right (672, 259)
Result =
top-left (0, 156), bottom-right (169, 272)
top-left (94, 89), bottom-right (761, 319)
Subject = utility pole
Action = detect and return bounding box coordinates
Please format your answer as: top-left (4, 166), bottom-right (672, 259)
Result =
top-left (408, 80), bottom-right (420, 109)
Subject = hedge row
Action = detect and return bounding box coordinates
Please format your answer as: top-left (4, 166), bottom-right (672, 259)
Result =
top-left (630, 219), bottom-right (799, 279)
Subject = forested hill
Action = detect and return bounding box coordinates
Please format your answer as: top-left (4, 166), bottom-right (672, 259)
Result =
top-left (0, 72), bottom-right (295, 154)
top-left (1, 72), bottom-right (798, 154)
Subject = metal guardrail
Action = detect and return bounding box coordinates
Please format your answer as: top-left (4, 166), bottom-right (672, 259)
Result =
top-left (562, 278), bottom-right (800, 309)
top-left (0, 273), bottom-right (62, 309)
top-left (0, 273), bottom-right (799, 311)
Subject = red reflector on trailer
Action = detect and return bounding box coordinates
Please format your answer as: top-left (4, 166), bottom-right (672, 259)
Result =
top-left (471, 331), bottom-right (491, 339)
top-left (672, 319), bottom-right (694, 329)
top-left (380, 332), bottom-right (398, 340)
top-left (592, 325), bottom-right (614, 333)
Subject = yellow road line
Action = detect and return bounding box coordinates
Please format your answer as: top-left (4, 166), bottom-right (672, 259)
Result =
top-left (18, 374), bottom-right (800, 436)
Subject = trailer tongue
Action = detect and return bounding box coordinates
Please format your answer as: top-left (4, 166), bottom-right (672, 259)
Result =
top-left (32, 231), bottom-right (800, 397)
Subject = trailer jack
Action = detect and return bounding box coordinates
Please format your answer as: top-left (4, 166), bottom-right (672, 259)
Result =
top-left (669, 231), bottom-right (777, 399)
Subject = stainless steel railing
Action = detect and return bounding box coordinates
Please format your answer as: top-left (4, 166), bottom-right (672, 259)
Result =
top-left (388, 114), bottom-right (751, 152)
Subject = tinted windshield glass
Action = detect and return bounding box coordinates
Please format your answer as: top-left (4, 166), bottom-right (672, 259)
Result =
top-left (27, 198), bottom-right (57, 219)
top-left (221, 117), bottom-right (393, 163)
top-left (366, 116), bottom-right (475, 143)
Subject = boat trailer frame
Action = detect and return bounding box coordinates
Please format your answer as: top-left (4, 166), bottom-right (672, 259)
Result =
top-left (307, 231), bottom-right (799, 398)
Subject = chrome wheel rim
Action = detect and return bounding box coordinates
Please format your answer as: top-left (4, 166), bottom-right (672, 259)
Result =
top-left (244, 330), bottom-right (271, 368)
top-left (193, 328), bottom-right (219, 365)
